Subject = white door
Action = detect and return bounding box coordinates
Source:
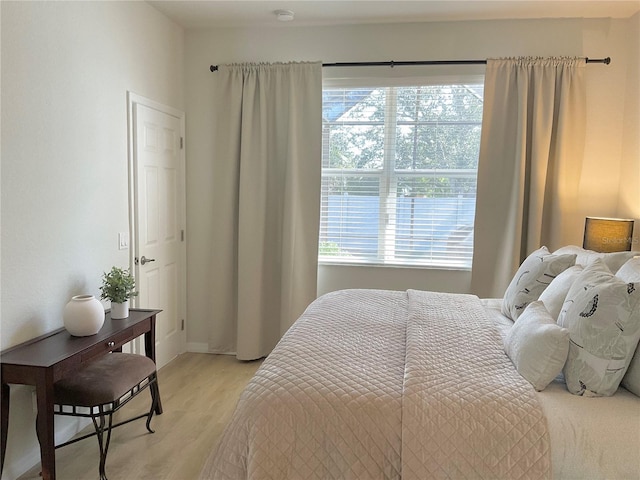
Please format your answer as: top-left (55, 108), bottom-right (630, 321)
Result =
top-left (131, 98), bottom-right (186, 369)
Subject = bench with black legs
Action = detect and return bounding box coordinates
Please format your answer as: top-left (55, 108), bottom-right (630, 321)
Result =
top-left (46, 353), bottom-right (160, 480)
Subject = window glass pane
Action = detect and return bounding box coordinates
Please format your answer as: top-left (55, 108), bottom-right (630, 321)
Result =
top-left (395, 84), bottom-right (483, 171)
top-left (323, 88), bottom-right (386, 170)
top-left (326, 124), bottom-right (385, 169)
top-left (320, 175), bottom-right (380, 261)
top-left (395, 124), bottom-right (482, 170)
top-left (394, 175), bottom-right (475, 267)
top-left (323, 88), bottom-right (386, 122)
top-left (396, 85), bottom-right (484, 122)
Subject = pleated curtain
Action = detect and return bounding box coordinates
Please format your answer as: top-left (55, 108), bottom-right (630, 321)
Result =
top-left (471, 57), bottom-right (587, 298)
top-left (209, 62), bottom-right (322, 360)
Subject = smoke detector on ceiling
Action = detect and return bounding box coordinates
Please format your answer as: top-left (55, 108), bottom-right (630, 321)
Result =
top-left (274, 9), bottom-right (295, 22)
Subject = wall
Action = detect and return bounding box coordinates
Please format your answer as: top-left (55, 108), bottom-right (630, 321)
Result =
top-left (0, 1), bottom-right (184, 478)
top-left (185, 16), bottom-right (638, 344)
top-left (616, 12), bottom-right (640, 247)
top-left (581, 16), bottom-right (640, 244)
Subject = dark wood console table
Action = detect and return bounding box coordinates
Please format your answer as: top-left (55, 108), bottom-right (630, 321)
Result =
top-left (0, 308), bottom-right (163, 480)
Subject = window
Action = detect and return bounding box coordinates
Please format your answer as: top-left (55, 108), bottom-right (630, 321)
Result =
top-left (320, 82), bottom-right (484, 268)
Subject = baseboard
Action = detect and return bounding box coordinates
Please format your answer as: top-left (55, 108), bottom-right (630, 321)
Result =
top-left (186, 342), bottom-right (236, 355)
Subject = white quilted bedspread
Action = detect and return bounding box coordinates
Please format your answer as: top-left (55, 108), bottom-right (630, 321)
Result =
top-left (201, 289), bottom-right (551, 479)
top-left (402, 290), bottom-right (550, 479)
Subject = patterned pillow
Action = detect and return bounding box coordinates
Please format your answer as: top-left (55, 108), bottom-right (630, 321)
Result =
top-left (558, 259), bottom-right (640, 396)
top-left (617, 257), bottom-right (640, 396)
top-left (504, 301), bottom-right (570, 391)
top-left (502, 246), bottom-right (577, 321)
top-left (538, 265), bottom-right (583, 321)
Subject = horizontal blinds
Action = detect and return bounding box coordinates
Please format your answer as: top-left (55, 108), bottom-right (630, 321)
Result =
top-left (320, 84), bottom-right (483, 268)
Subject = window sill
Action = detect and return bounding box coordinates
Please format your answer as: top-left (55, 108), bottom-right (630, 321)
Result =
top-left (318, 259), bottom-right (472, 272)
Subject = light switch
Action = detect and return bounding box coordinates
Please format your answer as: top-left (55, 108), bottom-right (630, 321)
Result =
top-left (118, 232), bottom-right (129, 250)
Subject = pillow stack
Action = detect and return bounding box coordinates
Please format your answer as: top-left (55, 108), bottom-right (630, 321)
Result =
top-left (502, 246), bottom-right (640, 397)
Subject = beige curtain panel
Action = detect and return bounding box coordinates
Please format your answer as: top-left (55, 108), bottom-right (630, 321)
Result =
top-left (208, 62), bottom-right (323, 360)
top-left (471, 57), bottom-right (587, 298)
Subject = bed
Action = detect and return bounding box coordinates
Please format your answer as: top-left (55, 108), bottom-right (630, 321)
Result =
top-left (201, 248), bottom-right (640, 480)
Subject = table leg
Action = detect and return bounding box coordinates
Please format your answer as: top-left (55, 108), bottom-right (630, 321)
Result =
top-left (1, 382), bottom-right (9, 476)
top-left (35, 372), bottom-right (56, 480)
top-left (145, 316), bottom-right (163, 415)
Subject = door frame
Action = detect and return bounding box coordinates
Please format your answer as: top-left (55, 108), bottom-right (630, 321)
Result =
top-left (126, 91), bottom-right (187, 359)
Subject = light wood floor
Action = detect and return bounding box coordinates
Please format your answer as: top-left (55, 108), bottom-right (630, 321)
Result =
top-left (18, 353), bottom-right (262, 480)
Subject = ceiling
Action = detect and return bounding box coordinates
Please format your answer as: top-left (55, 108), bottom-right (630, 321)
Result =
top-left (148, 0), bottom-right (640, 29)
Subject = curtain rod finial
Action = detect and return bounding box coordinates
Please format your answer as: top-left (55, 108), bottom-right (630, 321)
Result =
top-left (586, 57), bottom-right (611, 65)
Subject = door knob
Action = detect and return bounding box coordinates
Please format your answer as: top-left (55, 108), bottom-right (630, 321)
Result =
top-left (140, 256), bottom-right (156, 266)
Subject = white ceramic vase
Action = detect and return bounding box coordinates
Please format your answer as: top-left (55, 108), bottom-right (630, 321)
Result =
top-left (110, 300), bottom-right (129, 319)
top-left (63, 294), bottom-right (105, 336)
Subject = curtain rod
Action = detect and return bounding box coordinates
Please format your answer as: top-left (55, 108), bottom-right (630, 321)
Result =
top-left (209, 57), bottom-right (610, 72)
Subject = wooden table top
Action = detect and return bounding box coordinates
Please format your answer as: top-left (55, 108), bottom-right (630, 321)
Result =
top-left (0, 309), bottom-right (161, 368)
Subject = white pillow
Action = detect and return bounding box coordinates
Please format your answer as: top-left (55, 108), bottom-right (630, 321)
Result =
top-left (616, 256), bottom-right (640, 283)
top-left (554, 245), bottom-right (638, 273)
top-left (538, 265), bottom-right (583, 321)
top-left (558, 259), bottom-right (640, 396)
top-left (502, 246), bottom-right (577, 321)
top-left (504, 301), bottom-right (570, 391)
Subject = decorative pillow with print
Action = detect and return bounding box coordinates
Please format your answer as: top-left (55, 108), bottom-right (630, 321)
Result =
top-left (502, 246), bottom-right (577, 321)
top-left (617, 257), bottom-right (640, 396)
top-left (558, 259), bottom-right (640, 396)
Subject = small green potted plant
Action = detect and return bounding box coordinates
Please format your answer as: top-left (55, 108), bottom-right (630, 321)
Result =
top-left (100, 266), bottom-right (138, 319)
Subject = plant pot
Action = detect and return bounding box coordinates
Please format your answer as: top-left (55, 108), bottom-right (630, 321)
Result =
top-left (63, 295), bottom-right (105, 336)
top-left (111, 300), bottom-right (129, 319)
